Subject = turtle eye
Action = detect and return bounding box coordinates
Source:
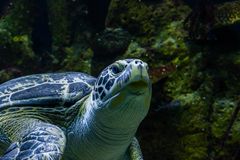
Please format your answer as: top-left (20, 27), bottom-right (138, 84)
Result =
top-left (110, 64), bottom-right (124, 75)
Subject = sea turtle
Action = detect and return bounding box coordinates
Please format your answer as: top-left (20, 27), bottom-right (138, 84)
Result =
top-left (0, 59), bottom-right (152, 160)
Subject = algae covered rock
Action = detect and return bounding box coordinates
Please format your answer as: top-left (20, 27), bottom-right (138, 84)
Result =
top-left (62, 46), bottom-right (93, 74)
top-left (0, 0), bottom-right (35, 73)
top-left (123, 41), bottom-right (146, 59)
top-left (107, 0), bottom-right (190, 45)
top-left (0, 0), bottom-right (94, 74)
top-left (0, 0), bottom-right (240, 159)
top-left (92, 27), bottom-right (131, 56)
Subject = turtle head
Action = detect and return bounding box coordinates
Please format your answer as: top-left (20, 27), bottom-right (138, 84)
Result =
top-left (92, 59), bottom-right (152, 129)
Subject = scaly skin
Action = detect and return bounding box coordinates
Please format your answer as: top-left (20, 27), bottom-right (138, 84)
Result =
top-left (0, 118), bottom-right (66, 160)
top-left (64, 59), bottom-right (151, 160)
top-left (0, 59), bottom-right (151, 160)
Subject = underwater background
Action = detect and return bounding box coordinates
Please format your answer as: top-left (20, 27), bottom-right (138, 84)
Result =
top-left (1, 0), bottom-right (240, 159)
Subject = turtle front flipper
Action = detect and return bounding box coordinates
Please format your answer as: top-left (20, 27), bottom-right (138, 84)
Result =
top-left (129, 137), bottom-right (143, 160)
top-left (0, 121), bottom-right (66, 160)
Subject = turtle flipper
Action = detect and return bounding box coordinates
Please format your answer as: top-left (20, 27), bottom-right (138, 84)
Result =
top-left (129, 137), bottom-right (143, 160)
top-left (1, 122), bottom-right (66, 160)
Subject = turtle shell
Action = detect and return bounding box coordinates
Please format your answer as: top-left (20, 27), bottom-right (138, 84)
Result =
top-left (0, 72), bottom-right (96, 126)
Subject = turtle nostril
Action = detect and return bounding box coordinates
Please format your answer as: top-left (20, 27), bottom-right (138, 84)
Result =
top-left (134, 60), bottom-right (143, 65)
top-left (133, 60), bottom-right (148, 70)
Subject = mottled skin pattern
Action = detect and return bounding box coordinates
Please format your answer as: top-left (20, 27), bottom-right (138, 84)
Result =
top-left (0, 59), bottom-right (151, 160)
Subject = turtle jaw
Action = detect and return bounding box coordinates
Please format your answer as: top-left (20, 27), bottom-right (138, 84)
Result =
top-left (117, 73), bottom-right (150, 96)
top-left (101, 79), bottom-right (149, 107)
top-left (96, 75), bottom-right (151, 130)
top-left (101, 63), bottom-right (151, 107)
top-left (128, 80), bottom-right (150, 95)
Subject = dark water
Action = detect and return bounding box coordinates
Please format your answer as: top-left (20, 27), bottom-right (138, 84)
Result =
top-left (0, 0), bottom-right (240, 160)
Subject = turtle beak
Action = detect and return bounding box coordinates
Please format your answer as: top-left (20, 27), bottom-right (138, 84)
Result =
top-left (126, 60), bottom-right (151, 95)
top-left (114, 59), bottom-right (150, 96)
top-left (100, 60), bottom-right (151, 104)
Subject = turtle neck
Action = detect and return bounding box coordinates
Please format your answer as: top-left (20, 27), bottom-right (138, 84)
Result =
top-left (64, 97), bottom-right (138, 160)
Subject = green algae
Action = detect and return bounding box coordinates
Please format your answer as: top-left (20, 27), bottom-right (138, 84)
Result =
top-left (62, 46), bottom-right (93, 74)
top-left (47, 0), bottom-right (70, 47)
top-left (214, 1), bottom-right (240, 28)
top-left (0, 0), bottom-right (35, 76)
top-left (123, 41), bottom-right (146, 59)
top-left (0, 0), bottom-right (240, 159)
top-left (107, 0), bottom-right (190, 46)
